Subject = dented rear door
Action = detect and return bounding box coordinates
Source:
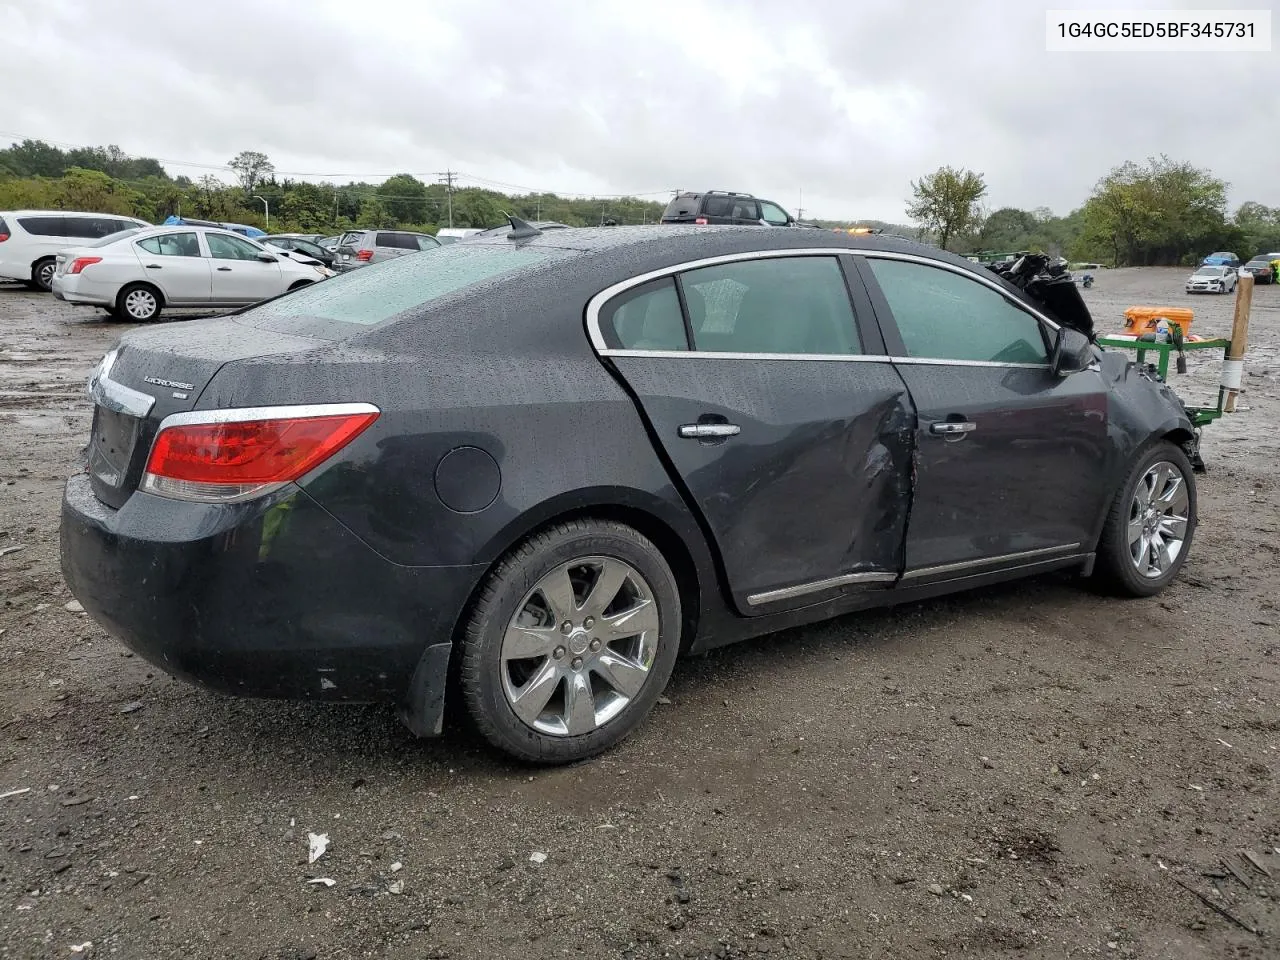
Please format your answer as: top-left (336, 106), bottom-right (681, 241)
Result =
top-left (594, 253), bottom-right (915, 615)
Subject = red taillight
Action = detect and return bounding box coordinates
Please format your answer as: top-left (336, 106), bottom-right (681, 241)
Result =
top-left (0, 233), bottom-right (9, 242)
top-left (141, 407), bottom-right (378, 503)
top-left (66, 256), bottom-right (102, 275)
top-left (356, 249), bottom-right (374, 261)
top-left (694, 217), bottom-right (708, 225)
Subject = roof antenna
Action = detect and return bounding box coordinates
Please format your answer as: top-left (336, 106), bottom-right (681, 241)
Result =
top-left (506, 214), bottom-right (542, 240)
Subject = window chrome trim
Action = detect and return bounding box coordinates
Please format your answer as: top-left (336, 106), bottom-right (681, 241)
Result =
top-left (87, 348), bottom-right (155, 418)
top-left (901, 543), bottom-right (1082, 581)
top-left (585, 245), bottom-right (1062, 360)
top-left (154, 401), bottom-right (381, 429)
top-left (599, 348), bottom-right (893, 363)
top-left (888, 356), bottom-right (1051, 370)
top-left (747, 570), bottom-right (897, 606)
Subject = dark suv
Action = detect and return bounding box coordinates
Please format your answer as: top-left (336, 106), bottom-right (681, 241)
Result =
top-left (660, 191), bottom-right (796, 227)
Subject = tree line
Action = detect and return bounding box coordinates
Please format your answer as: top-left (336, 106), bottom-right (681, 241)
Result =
top-left (906, 158), bottom-right (1280, 265)
top-left (0, 141), bottom-right (668, 234)
top-left (3, 138), bottom-right (1277, 264)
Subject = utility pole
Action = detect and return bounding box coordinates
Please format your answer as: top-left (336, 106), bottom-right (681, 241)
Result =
top-left (438, 170), bottom-right (456, 228)
top-left (796, 187), bottom-right (803, 222)
top-left (536, 196), bottom-right (541, 220)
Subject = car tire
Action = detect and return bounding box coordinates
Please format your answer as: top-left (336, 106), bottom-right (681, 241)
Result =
top-left (116, 283), bottom-right (163, 322)
top-left (1094, 441), bottom-right (1197, 598)
top-left (459, 519), bottom-right (682, 764)
top-left (31, 258), bottom-right (56, 292)
top-left (288, 280), bottom-right (313, 291)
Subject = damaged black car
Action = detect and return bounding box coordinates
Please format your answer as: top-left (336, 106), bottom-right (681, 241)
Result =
top-left (61, 224), bottom-right (1198, 764)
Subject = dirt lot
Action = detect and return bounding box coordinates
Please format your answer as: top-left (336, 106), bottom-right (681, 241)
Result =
top-left (1, 269), bottom-right (1277, 960)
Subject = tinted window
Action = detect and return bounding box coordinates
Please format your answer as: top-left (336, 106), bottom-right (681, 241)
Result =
top-left (702, 196), bottom-right (735, 217)
top-left (760, 201), bottom-right (790, 226)
top-left (17, 216), bottom-right (67, 237)
top-left (206, 233), bottom-right (265, 260)
top-left (138, 233), bottom-right (201, 257)
top-left (246, 245), bottom-right (568, 327)
top-left (375, 232), bottom-right (414, 249)
top-left (730, 199), bottom-right (760, 220)
top-left (604, 278), bottom-right (688, 351)
top-left (0, 217), bottom-right (8, 236)
top-left (662, 194), bottom-right (702, 219)
top-left (679, 257), bottom-right (861, 355)
top-left (867, 258), bottom-right (1049, 364)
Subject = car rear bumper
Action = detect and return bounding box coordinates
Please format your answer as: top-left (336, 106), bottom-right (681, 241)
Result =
top-left (60, 474), bottom-right (483, 721)
top-left (51, 275), bottom-right (115, 307)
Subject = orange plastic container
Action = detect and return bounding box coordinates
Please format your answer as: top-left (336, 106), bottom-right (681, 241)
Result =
top-left (1123, 306), bottom-right (1195, 336)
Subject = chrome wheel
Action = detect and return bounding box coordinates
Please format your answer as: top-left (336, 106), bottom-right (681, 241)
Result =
top-left (501, 557), bottom-right (659, 737)
top-left (124, 288), bottom-right (158, 320)
top-left (1128, 461), bottom-right (1190, 579)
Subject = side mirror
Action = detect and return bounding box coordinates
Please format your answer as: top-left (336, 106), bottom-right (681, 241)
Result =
top-left (256, 252), bottom-right (278, 263)
top-left (1051, 326), bottom-right (1094, 376)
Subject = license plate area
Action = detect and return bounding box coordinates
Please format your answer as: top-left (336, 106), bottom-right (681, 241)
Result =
top-left (88, 405), bottom-right (141, 490)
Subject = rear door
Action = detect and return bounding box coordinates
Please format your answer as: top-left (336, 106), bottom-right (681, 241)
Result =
top-left (134, 232), bottom-right (212, 303)
top-left (594, 252), bottom-right (915, 613)
top-left (205, 232), bottom-right (282, 302)
top-left (857, 253), bottom-right (1111, 582)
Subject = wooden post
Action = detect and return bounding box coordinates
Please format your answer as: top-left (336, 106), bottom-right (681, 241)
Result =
top-left (1223, 273), bottom-right (1253, 413)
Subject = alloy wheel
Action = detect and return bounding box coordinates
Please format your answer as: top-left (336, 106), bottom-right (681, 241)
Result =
top-left (501, 556), bottom-right (659, 736)
top-left (1128, 461), bottom-right (1190, 579)
top-left (37, 261), bottom-right (55, 290)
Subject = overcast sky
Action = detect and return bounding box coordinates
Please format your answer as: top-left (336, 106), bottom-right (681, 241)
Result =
top-left (0, 0), bottom-right (1275, 222)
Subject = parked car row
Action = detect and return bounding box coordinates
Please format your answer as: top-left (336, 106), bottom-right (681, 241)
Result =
top-left (1242, 254), bottom-right (1279, 285)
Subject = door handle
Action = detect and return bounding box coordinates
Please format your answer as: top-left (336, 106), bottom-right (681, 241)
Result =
top-left (930, 421), bottom-right (976, 437)
top-left (145, 264), bottom-right (162, 269)
top-left (216, 267), bottom-right (232, 272)
top-left (678, 423), bottom-right (740, 439)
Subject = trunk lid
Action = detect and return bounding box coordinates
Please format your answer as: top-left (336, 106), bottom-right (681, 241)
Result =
top-left (86, 317), bottom-right (333, 509)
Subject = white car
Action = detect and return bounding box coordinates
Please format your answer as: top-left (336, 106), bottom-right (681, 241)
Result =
top-left (51, 225), bottom-right (335, 322)
top-left (0, 209), bottom-right (151, 291)
top-left (1184, 265), bottom-right (1237, 294)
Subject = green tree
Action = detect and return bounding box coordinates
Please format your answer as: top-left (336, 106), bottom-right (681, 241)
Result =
top-left (906, 166), bottom-right (987, 251)
top-left (1078, 157), bottom-right (1230, 266)
top-left (376, 174), bottom-right (429, 224)
top-left (228, 151), bottom-right (274, 196)
top-left (356, 194), bottom-right (394, 229)
top-left (54, 168), bottom-right (143, 215)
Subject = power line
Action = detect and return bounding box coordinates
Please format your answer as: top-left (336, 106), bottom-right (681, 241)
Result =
top-left (0, 130), bottom-right (675, 201)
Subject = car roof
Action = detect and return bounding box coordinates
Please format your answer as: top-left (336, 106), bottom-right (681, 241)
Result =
top-left (2, 209), bottom-right (145, 219)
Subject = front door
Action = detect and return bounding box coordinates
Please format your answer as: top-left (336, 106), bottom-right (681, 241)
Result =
top-left (205, 232), bottom-right (283, 303)
top-left (858, 255), bottom-right (1111, 581)
top-left (597, 253), bottom-right (915, 613)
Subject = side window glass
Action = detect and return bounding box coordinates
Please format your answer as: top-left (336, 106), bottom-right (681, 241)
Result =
top-left (679, 257), bottom-right (861, 356)
top-left (702, 196), bottom-right (734, 218)
top-left (867, 259), bottom-right (1050, 364)
top-left (139, 233), bottom-right (201, 257)
top-left (603, 278), bottom-right (688, 351)
top-left (206, 233), bottom-right (263, 260)
top-left (17, 216), bottom-right (66, 237)
top-left (414, 235), bottom-right (440, 251)
top-left (759, 202), bottom-right (790, 226)
top-left (730, 200), bottom-right (760, 220)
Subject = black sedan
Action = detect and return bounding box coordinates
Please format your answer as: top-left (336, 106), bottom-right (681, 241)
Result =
top-left (61, 225), bottom-right (1198, 764)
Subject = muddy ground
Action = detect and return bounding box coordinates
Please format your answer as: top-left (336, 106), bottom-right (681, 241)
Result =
top-left (0, 268), bottom-right (1277, 960)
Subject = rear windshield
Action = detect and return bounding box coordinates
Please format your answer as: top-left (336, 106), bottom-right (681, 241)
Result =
top-left (662, 195), bottom-right (702, 218)
top-left (243, 244), bottom-right (571, 329)
top-left (87, 228), bottom-right (142, 247)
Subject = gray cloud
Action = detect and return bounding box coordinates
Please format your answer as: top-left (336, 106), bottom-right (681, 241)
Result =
top-left (0, 0), bottom-right (1275, 222)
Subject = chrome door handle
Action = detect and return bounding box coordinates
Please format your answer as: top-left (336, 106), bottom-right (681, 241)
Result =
top-left (678, 423), bottom-right (740, 439)
top-left (930, 421), bottom-right (976, 436)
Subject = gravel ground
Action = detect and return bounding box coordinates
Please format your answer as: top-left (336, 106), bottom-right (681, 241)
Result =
top-left (0, 269), bottom-right (1277, 960)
